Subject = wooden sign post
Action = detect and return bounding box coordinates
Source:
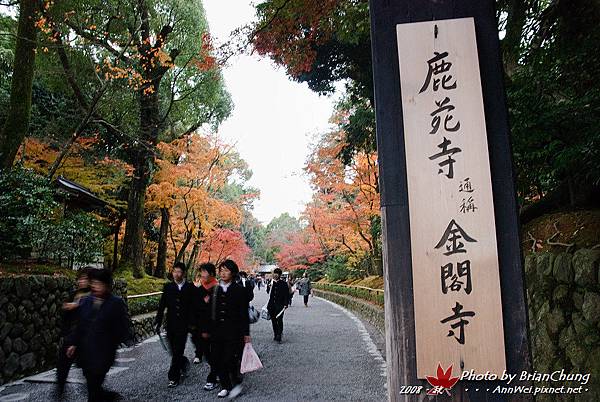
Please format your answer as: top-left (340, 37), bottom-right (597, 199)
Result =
top-left (369, 1), bottom-right (532, 401)
top-left (397, 17), bottom-right (507, 378)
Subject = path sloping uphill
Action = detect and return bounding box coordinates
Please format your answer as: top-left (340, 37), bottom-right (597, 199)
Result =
top-left (0, 287), bottom-right (387, 401)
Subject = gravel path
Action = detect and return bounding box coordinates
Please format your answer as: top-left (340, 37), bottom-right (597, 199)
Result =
top-left (0, 288), bottom-right (387, 401)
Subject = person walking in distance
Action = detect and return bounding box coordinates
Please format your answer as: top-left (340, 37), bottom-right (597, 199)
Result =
top-left (267, 268), bottom-right (289, 343)
top-left (298, 272), bottom-right (312, 307)
top-left (237, 270), bottom-right (255, 304)
top-left (210, 259), bottom-right (250, 398)
top-left (287, 275), bottom-right (294, 306)
top-left (155, 262), bottom-right (197, 388)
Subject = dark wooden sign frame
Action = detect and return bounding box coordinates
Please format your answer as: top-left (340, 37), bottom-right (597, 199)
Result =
top-left (368, 0), bottom-right (532, 400)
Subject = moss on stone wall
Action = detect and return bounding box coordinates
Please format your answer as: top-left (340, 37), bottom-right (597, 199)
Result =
top-left (524, 250), bottom-right (599, 401)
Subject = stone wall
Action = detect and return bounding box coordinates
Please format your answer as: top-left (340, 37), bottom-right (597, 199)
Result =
top-left (0, 275), bottom-right (128, 385)
top-left (313, 288), bottom-right (385, 335)
top-left (131, 312), bottom-right (157, 342)
top-left (0, 275), bottom-right (73, 385)
top-left (524, 249), bottom-right (600, 401)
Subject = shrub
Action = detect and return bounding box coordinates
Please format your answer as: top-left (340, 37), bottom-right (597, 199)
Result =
top-left (314, 282), bottom-right (384, 306)
top-left (323, 255), bottom-right (349, 282)
top-left (128, 295), bottom-right (161, 316)
top-left (0, 166), bottom-right (57, 260)
top-left (0, 166), bottom-right (107, 266)
top-left (33, 211), bottom-right (106, 266)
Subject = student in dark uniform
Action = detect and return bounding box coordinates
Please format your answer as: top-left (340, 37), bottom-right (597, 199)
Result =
top-left (155, 262), bottom-right (197, 388)
top-left (194, 263), bottom-right (220, 391)
top-left (209, 259), bottom-right (250, 398)
top-left (267, 268), bottom-right (289, 343)
top-left (236, 271), bottom-right (255, 304)
top-left (66, 269), bottom-right (129, 402)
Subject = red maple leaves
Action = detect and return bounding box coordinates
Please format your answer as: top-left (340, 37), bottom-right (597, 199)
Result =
top-left (426, 363), bottom-right (459, 395)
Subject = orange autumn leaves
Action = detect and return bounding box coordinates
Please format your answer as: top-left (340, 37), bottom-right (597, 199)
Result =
top-left (19, 138), bottom-right (132, 208)
top-left (147, 134), bottom-right (253, 268)
top-left (252, 0), bottom-right (340, 76)
top-left (275, 126), bottom-right (380, 272)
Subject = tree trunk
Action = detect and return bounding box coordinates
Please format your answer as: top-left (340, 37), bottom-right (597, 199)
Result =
top-left (121, 84), bottom-right (160, 277)
top-left (187, 240), bottom-right (200, 271)
top-left (111, 218), bottom-right (123, 273)
top-left (175, 230), bottom-right (193, 265)
top-left (501, 0), bottom-right (527, 78)
top-left (0, 0), bottom-right (38, 168)
top-left (155, 207), bottom-right (169, 278)
top-left (121, 0), bottom-right (177, 277)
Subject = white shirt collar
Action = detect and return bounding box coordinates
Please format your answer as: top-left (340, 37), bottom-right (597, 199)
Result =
top-left (219, 280), bottom-right (232, 292)
top-left (175, 280), bottom-right (185, 290)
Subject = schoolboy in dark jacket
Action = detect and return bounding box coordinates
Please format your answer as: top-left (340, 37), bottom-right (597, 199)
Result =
top-left (155, 262), bottom-right (198, 388)
top-left (267, 268), bottom-right (289, 342)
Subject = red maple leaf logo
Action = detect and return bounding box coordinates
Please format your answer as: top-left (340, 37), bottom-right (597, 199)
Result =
top-left (426, 363), bottom-right (459, 395)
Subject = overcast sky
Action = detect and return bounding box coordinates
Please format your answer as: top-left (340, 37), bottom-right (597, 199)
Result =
top-left (203, 0), bottom-right (337, 225)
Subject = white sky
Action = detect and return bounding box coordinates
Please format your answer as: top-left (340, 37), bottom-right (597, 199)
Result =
top-left (203, 0), bottom-right (337, 225)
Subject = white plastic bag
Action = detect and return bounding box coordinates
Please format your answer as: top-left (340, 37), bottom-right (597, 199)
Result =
top-left (240, 342), bottom-right (263, 374)
top-left (260, 303), bottom-right (270, 320)
top-left (248, 305), bottom-right (260, 324)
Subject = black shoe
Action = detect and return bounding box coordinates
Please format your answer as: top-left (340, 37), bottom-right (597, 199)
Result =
top-left (52, 386), bottom-right (65, 400)
top-left (103, 390), bottom-right (122, 401)
top-left (181, 357), bottom-right (190, 379)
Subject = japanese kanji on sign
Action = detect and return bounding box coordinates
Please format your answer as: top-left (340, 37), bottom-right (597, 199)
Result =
top-left (396, 17), bottom-right (506, 378)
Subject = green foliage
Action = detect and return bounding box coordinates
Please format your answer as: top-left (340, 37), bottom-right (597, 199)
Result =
top-left (0, 166), bottom-right (107, 265)
top-left (313, 282), bottom-right (384, 306)
top-left (336, 95), bottom-right (376, 165)
top-left (115, 270), bottom-right (165, 315)
top-left (0, 262), bottom-right (76, 278)
top-left (114, 270), bottom-right (166, 294)
top-left (32, 210), bottom-right (107, 266)
top-left (506, 4), bottom-right (600, 202)
top-left (294, 267), bottom-right (324, 282)
top-left (0, 15), bottom-right (16, 78)
top-left (322, 254), bottom-right (349, 282)
top-left (0, 166), bottom-right (57, 260)
top-left (128, 295), bottom-right (161, 316)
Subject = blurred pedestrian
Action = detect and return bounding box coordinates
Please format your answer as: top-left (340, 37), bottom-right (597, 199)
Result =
top-left (55, 267), bottom-right (91, 398)
top-left (267, 268), bottom-right (289, 343)
top-left (210, 259), bottom-right (250, 398)
top-left (66, 269), bottom-right (129, 402)
top-left (237, 271), bottom-right (255, 304)
top-left (287, 275), bottom-right (294, 306)
top-left (297, 272), bottom-right (312, 307)
top-left (155, 262), bottom-right (197, 388)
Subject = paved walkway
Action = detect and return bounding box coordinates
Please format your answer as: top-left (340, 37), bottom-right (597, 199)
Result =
top-left (0, 288), bottom-right (387, 401)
